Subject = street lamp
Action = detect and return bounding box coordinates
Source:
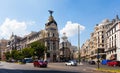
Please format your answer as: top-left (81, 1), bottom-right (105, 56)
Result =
top-left (97, 48), bottom-right (100, 69)
top-left (62, 42), bottom-right (64, 62)
top-left (78, 25), bottom-right (80, 64)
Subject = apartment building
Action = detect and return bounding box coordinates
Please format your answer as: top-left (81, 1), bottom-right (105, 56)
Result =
top-left (106, 15), bottom-right (120, 61)
top-left (81, 15), bottom-right (120, 62)
top-left (81, 19), bottom-right (111, 62)
top-left (91, 19), bottom-right (110, 61)
top-left (80, 39), bottom-right (90, 62)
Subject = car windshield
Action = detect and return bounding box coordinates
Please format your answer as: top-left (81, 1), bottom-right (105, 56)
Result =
top-left (38, 60), bottom-right (44, 63)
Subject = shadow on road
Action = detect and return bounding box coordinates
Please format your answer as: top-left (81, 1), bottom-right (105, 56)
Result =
top-left (0, 68), bottom-right (80, 73)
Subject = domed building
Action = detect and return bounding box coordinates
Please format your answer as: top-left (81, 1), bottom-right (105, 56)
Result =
top-left (7, 10), bottom-right (60, 62)
top-left (44, 10), bottom-right (59, 62)
top-left (59, 33), bottom-right (73, 62)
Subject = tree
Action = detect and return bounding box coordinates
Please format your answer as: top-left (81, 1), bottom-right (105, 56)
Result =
top-left (30, 41), bottom-right (45, 59)
top-left (11, 50), bottom-right (19, 60)
top-left (22, 48), bottom-right (34, 58)
top-left (5, 51), bottom-right (11, 60)
top-left (16, 51), bottom-right (24, 60)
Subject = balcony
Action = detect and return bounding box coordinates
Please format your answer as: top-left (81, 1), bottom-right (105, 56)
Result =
top-left (105, 46), bottom-right (116, 52)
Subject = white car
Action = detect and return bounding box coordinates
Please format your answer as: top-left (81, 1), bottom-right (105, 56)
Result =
top-left (65, 60), bottom-right (77, 66)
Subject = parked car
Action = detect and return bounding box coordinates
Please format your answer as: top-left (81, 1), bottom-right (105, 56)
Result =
top-left (107, 60), bottom-right (120, 67)
top-left (88, 61), bottom-right (96, 65)
top-left (101, 59), bottom-right (111, 65)
top-left (65, 60), bottom-right (77, 66)
top-left (33, 60), bottom-right (48, 67)
top-left (24, 58), bottom-right (33, 63)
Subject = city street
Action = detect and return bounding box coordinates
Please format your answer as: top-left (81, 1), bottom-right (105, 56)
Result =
top-left (0, 62), bottom-right (112, 73)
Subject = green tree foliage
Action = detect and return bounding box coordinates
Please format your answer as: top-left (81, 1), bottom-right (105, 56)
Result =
top-left (5, 51), bottom-right (11, 60)
top-left (22, 48), bottom-right (34, 58)
top-left (5, 48), bottom-right (34, 61)
top-left (16, 51), bottom-right (24, 60)
top-left (11, 50), bottom-right (19, 60)
top-left (30, 41), bottom-right (45, 59)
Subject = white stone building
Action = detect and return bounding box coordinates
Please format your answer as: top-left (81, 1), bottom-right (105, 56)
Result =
top-left (106, 15), bottom-right (120, 61)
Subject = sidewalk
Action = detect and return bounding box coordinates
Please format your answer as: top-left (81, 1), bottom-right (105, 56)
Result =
top-left (80, 62), bottom-right (119, 73)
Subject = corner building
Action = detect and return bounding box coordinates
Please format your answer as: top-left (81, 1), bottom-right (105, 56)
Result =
top-left (44, 11), bottom-right (59, 62)
top-left (7, 11), bottom-right (59, 62)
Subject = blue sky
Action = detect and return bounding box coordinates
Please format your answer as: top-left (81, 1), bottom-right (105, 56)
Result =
top-left (0, 0), bottom-right (120, 47)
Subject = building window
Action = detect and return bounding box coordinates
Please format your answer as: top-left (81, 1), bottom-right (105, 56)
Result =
top-left (109, 38), bottom-right (111, 48)
top-left (48, 33), bottom-right (50, 37)
top-left (103, 26), bottom-right (104, 29)
top-left (102, 44), bottom-right (104, 47)
top-left (47, 42), bottom-right (50, 50)
top-left (102, 40), bottom-right (104, 43)
top-left (112, 36), bottom-right (113, 48)
top-left (115, 34), bottom-right (116, 47)
top-left (53, 33), bottom-right (54, 37)
top-left (102, 31), bottom-right (103, 34)
top-left (53, 42), bottom-right (55, 50)
top-left (102, 35), bottom-right (104, 39)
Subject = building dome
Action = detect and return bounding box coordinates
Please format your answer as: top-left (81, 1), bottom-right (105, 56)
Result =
top-left (45, 10), bottom-right (57, 26)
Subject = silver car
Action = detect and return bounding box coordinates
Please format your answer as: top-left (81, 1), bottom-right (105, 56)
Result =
top-left (65, 60), bottom-right (77, 66)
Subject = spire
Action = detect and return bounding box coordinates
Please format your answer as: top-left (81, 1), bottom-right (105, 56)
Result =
top-left (48, 10), bottom-right (53, 16)
top-left (10, 32), bottom-right (14, 39)
top-left (48, 10), bottom-right (54, 22)
top-left (46, 10), bottom-right (57, 26)
top-left (115, 15), bottom-right (119, 21)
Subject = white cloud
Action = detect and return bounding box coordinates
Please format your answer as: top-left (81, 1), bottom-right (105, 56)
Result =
top-left (0, 18), bottom-right (35, 39)
top-left (60, 21), bottom-right (85, 37)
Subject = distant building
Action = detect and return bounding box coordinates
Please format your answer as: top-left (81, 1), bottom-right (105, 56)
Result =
top-left (59, 33), bottom-right (72, 62)
top-left (0, 39), bottom-right (8, 60)
top-left (71, 46), bottom-right (78, 60)
top-left (80, 39), bottom-right (90, 62)
top-left (7, 33), bottom-right (22, 52)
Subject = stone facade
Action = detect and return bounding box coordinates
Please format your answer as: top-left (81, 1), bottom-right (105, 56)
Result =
top-left (106, 15), bottom-right (120, 61)
top-left (80, 16), bottom-right (118, 62)
top-left (7, 11), bottom-right (59, 62)
top-left (7, 33), bottom-right (22, 52)
top-left (59, 33), bottom-right (72, 62)
top-left (0, 39), bottom-right (8, 60)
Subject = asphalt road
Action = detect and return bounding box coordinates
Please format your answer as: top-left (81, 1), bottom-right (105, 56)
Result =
top-left (0, 62), bottom-right (112, 73)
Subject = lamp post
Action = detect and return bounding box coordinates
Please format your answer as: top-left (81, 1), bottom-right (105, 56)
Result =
top-left (97, 48), bottom-right (100, 69)
top-left (62, 42), bottom-right (64, 62)
top-left (78, 25), bottom-right (80, 64)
